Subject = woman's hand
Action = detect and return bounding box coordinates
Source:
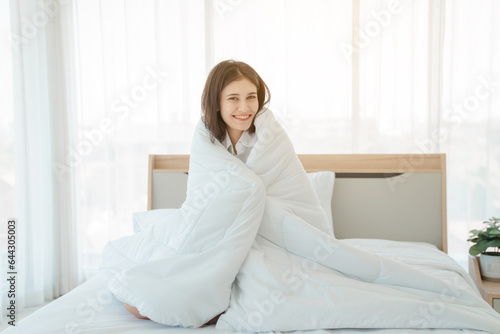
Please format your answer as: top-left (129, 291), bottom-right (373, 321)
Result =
top-left (124, 303), bottom-right (149, 320)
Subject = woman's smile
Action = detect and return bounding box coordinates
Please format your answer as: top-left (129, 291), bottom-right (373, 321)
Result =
top-left (233, 114), bottom-right (252, 120)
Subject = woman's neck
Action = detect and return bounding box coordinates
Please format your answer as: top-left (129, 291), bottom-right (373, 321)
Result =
top-left (227, 128), bottom-right (243, 153)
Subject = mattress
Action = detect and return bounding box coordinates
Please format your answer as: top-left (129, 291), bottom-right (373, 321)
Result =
top-left (2, 239), bottom-right (493, 334)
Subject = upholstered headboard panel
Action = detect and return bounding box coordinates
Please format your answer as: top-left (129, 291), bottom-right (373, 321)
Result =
top-left (147, 154), bottom-right (447, 252)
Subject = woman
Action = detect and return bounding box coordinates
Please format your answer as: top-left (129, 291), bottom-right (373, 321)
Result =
top-left (108, 59), bottom-right (493, 331)
top-left (124, 60), bottom-right (271, 323)
top-left (201, 60), bottom-right (270, 161)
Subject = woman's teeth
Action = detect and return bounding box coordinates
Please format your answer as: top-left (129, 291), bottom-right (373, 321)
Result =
top-left (233, 115), bottom-right (250, 120)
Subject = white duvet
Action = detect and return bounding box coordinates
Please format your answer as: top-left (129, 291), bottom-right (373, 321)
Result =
top-left (100, 109), bottom-right (500, 333)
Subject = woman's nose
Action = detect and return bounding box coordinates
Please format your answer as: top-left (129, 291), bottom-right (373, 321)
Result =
top-left (238, 101), bottom-right (250, 112)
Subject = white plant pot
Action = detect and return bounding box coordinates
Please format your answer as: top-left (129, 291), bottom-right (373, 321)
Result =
top-left (479, 252), bottom-right (500, 282)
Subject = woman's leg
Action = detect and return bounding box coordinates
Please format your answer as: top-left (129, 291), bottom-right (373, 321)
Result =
top-left (124, 303), bottom-right (222, 325)
top-left (124, 303), bottom-right (149, 319)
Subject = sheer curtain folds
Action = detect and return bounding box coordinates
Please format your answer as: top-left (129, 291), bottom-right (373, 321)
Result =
top-left (4, 0), bottom-right (80, 316)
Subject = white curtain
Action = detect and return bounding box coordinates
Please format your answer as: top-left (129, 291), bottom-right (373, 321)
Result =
top-left (2, 0), bottom-right (499, 312)
top-left (0, 0), bottom-right (17, 316)
top-left (2, 0), bottom-right (81, 316)
top-left (210, 0), bottom-right (353, 152)
top-left (441, 0), bottom-right (500, 260)
top-left (69, 0), bottom-right (207, 278)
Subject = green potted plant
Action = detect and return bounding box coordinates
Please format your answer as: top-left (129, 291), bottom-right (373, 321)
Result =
top-left (468, 217), bottom-right (500, 281)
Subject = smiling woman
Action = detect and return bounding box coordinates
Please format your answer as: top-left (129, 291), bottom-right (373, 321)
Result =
top-left (121, 60), bottom-right (273, 322)
top-left (201, 60), bottom-right (271, 156)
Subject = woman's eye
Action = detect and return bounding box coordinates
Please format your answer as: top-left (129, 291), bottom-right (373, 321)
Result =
top-left (248, 95), bottom-right (256, 99)
top-left (229, 97), bottom-right (238, 101)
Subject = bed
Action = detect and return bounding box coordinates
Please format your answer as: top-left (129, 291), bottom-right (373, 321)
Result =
top-left (4, 153), bottom-right (499, 334)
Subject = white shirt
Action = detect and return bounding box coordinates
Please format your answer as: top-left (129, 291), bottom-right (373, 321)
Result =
top-left (222, 131), bottom-right (256, 163)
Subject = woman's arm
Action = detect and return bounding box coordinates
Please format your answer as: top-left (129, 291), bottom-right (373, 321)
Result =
top-left (124, 303), bottom-right (149, 319)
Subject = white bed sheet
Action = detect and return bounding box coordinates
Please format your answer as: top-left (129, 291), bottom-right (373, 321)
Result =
top-left (2, 240), bottom-right (493, 334)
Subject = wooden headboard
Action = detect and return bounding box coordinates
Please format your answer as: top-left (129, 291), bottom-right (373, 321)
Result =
top-left (147, 154), bottom-right (447, 252)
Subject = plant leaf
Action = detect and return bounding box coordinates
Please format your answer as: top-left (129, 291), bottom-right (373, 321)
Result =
top-left (486, 240), bottom-right (500, 248)
top-left (467, 237), bottom-right (480, 243)
top-left (469, 246), bottom-right (483, 256)
top-left (469, 229), bottom-right (481, 236)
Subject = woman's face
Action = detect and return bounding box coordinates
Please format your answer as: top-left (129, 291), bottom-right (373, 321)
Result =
top-left (219, 77), bottom-right (259, 138)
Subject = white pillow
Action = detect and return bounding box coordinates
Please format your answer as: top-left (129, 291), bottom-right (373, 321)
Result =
top-left (307, 171), bottom-right (335, 235)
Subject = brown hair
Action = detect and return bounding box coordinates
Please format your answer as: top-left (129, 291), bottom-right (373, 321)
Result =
top-left (201, 60), bottom-right (271, 143)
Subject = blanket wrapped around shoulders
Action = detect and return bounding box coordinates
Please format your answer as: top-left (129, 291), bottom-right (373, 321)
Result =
top-left (100, 109), bottom-right (500, 332)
